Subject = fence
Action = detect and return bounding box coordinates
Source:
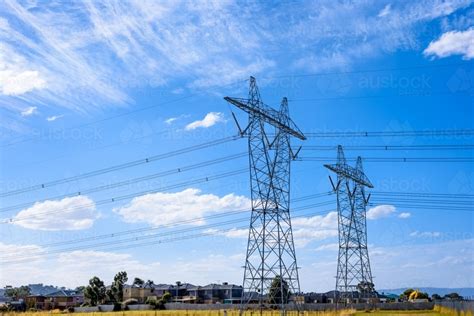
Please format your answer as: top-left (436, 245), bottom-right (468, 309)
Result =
top-left (165, 302), bottom-right (434, 311)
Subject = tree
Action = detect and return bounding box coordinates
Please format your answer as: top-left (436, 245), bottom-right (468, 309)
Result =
top-left (403, 288), bottom-right (415, 296)
top-left (408, 290), bottom-right (429, 300)
top-left (162, 292), bottom-right (172, 303)
top-left (84, 277), bottom-right (106, 306)
top-left (432, 294), bottom-right (442, 301)
top-left (400, 288), bottom-right (415, 300)
top-left (268, 276), bottom-right (290, 305)
top-left (5, 286), bottom-right (30, 299)
top-left (444, 293), bottom-right (463, 301)
top-left (107, 271), bottom-right (128, 303)
top-left (133, 278), bottom-right (144, 288)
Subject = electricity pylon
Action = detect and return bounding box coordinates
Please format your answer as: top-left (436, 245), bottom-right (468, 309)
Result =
top-left (224, 77), bottom-right (305, 313)
top-left (324, 146), bottom-right (376, 303)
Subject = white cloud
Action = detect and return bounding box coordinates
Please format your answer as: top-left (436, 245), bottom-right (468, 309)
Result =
top-left (291, 1), bottom-right (471, 71)
top-left (11, 196), bottom-right (98, 231)
top-left (410, 231), bottom-right (441, 238)
top-left (165, 117), bottom-right (178, 125)
top-left (424, 28), bottom-right (474, 60)
top-left (398, 212), bottom-right (411, 219)
top-left (185, 112), bottom-right (225, 131)
top-left (204, 212), bottom-right (339, 248)
top-left (1, 0), bottom-right (471, 137)
top-left (378, 4), bottom-right (392, 17)
top-left (113, 188), bottom-right (250, 226)
top-left (46, 114), bottom-right (64, 122)
top-left (0, 244), bottom-right (161, 288)
top-left (1, 236), bottom-right (473, 291)
top-left (366, 204), bottom-right (396, 220)
top-left (164, 114), bottom-right (189, 125)
top-left (0, 0), bottom-right (272, 122)
top-left (0, 241), bottom-right (245, 288)
top-left (20, 106), bottom-right (38, 117)
top-left (0, 70), bottom-right (46, 96)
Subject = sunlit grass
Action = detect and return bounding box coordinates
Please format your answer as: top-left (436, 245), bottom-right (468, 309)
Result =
top-left (4, 307), bottom-right (472, 316)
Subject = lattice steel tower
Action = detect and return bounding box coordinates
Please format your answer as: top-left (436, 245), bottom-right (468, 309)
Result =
top-left (325, 146), bottom-right (376, 303)
top-left (224, 77), bottom-right (305, 312)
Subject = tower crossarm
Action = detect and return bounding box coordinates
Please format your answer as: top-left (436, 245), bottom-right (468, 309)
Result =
top-left (224, 96), bottom-right (306, 140)
top-left (324, 163), bottom-right (373, 188)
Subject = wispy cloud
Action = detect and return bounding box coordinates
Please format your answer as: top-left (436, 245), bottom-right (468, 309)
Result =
top-left (424, 27), bottom-right (474, 60)
top-left (289, 0), bottom-right (471, 72)
top-left (378, 4), bottom-right (392, 17)
top-left (46, 114), bottom-right (64, 122)
top-left (398, 212), bottom-right (411, 219)
top-left (410, 231), bottom-right (442, 238)
top-left (164, 114), bottom-right (189, 125)
top-left (1, 0), bottom-right (471, 136)
top-left (0, 0), bottom-right (272, 117)
top-left (20, 106), bottom-right (38, 117)
top-left (185, 112), bottom-right (225, 131)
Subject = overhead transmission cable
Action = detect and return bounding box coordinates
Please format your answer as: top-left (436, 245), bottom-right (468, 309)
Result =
top-left (0, 152), bottom-right (248, 213)
top-left (0, 135), bottom-right (240, 197)
top-left (1, 204), bottom-right (336, 264)
top-left (1, 168), bottom-right (248, 223)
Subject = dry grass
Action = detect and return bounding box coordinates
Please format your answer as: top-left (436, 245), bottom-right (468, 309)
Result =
top-left (14, 308), bottom-right (474, 316)
top-left (433, 305), bottom-right (473, 316)
top-left (1, 309), bottom-right (357, 316)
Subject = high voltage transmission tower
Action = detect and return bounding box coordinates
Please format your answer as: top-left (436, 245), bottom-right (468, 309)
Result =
top-left (324, 146), bottom-right (376, 303)
top-left (224, 77), bottom-right (305, 313)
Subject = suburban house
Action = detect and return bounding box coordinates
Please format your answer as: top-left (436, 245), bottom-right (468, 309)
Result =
top-left (25, 295), bottom-right (47, 310)
top-left (47, 290), bottom-right (84, 310)
top-left (180, 283), bottom-right (243, 304)
top-left (122, 282), bottom-right (243, 304)
top-left (123, 284), bottom-right (155, 303)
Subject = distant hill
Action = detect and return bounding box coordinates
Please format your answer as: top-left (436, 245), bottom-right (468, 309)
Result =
top-left (379, 287), bottom-right (474, 298)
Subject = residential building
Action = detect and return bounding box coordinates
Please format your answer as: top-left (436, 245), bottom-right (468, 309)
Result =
top-left (47, 290), bottom-right (84, 310)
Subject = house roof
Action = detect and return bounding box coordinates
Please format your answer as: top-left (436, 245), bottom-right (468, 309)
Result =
top-left (47, 290), bottom-right (82, 297)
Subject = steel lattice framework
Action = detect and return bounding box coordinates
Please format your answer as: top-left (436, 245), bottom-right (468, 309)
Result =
top-left (224, 77), bottom-right (305, 312)
top-left (325, 146), bottom-right (376, 303)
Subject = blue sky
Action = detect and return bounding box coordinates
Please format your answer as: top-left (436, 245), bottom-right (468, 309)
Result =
top-left (0, 0), bottom-right (473, 292)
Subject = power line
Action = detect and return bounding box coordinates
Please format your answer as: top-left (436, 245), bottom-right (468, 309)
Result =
top-left (259, 62), bottom-right (472, 79)
top-left (288, 90), bottom-right (467, 102)
top-left (373, 191), bottom-right (474, 199)
top-left (1, 168), bottom-right (248, 223)
top-left (369, 202), bottom-right (473, 212)
top-left (4, 62), bottom-right (468, 148)
top-left (3, 129), bottom-right (473, 197)
top-left (2, 204), bottom-right (336, 264)
top-left (300, 144), bottom-right (474, 151)
top-left (300, 157), bottom-right (474, 163)
top-left (0, 152), bottom-right (248, 213)
top-left (33, 192), bottom-right (334, 249)
top-left (303, 129), bottom-right (474, 138)
top-left (0, 136), bottom-right (240, 198)
top-left (1, 95), bottom-right (198, 148)
top-left (371, 197), bottom-right (472, 206)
